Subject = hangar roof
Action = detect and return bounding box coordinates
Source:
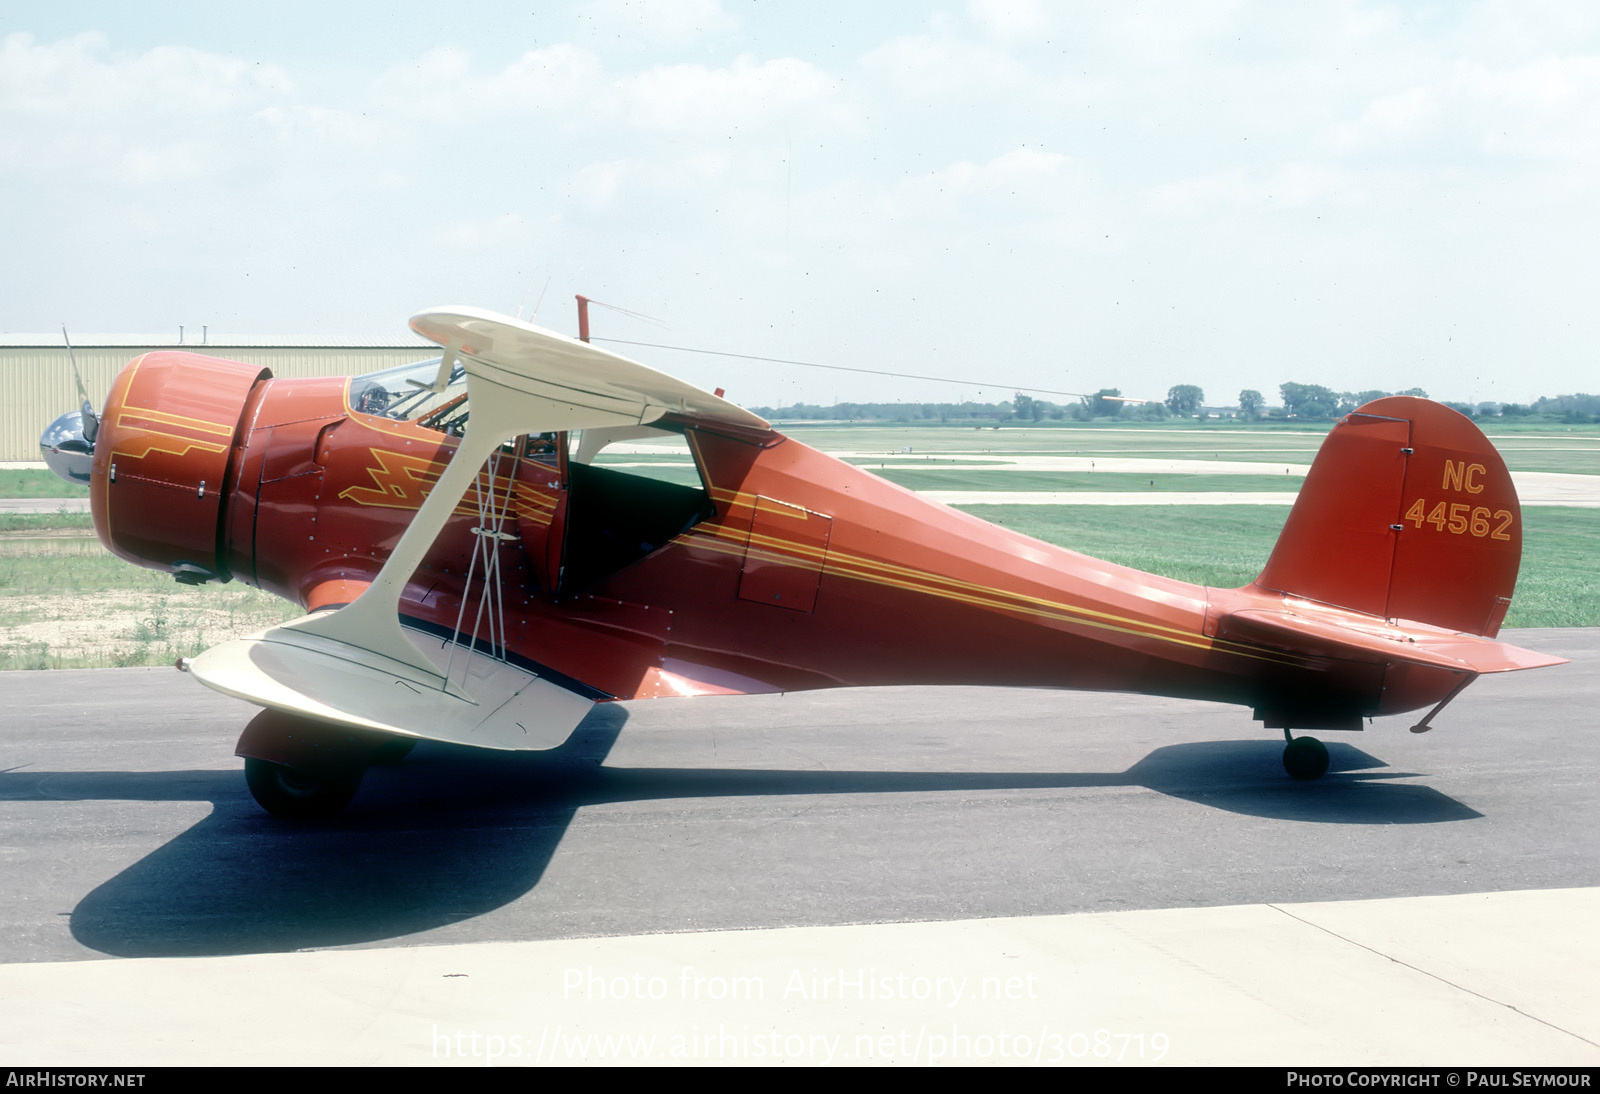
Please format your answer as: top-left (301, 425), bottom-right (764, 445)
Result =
top-left (0, 333), bottom-right (435, 349)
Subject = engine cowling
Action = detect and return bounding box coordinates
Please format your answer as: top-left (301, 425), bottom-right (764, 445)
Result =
top-left (90, 352), bottom-right (270, 583)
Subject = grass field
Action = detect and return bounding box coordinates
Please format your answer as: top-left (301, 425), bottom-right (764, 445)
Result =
top-left (0, 513), bottom-right (94, 534)
top-left (0, 470), bottom-right (89, 498)
top-left (842, 456), bottom-right (1010, 466)
top-left (785, 423), bottom-right (1600, 475)
top-left (788, 423), bottom-right (1335, 460)
top-left (0, 526), bottom-right (299, 669)
top-left (868, 469), bottom-right (1303, 492)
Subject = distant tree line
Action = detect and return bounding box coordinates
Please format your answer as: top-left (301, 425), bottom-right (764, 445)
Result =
top-left (1248, 385), bottom-right (1600, 423)
top-left (749, 386), bottom-right (1600, 424)
top-left (745, 399), bottom-right (1021, 423)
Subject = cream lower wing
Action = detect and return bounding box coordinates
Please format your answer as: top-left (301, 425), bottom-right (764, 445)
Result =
top-left (186, 307), bottom-right (768, 750)
top-left (188, 621), bottom-right (594, 749)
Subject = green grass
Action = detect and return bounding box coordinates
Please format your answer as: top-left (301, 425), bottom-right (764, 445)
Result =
top-left (0, 517), bottom-right (300, 668)
top-left (0, 513), bottom-right (95, 534)
top-left (952, 503), bottom-right (1598, 628)
top-left (0, 470), bottom-right (89, 498)
top-left (957, 504), bottom-right (1292, 588)
top-left (842, 457), bottom-right (1010, 467)
top-left (590, 453), bottom-right (704, 487)
top-left (1506, 508), bottom-right (1600, 628)
top-left (592, 453), bottom-right (695, 464)
top-left (866, 469), bottom-right (1304, 492)
top-left (1472, 444), bottom-right (1600, 475)
top-left (0, 534), bottom-right (154, 593)
top-left (790, 423), bottom-right (1332, 459)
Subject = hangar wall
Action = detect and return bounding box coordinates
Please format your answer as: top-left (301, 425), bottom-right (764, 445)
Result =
top-left (3, 339), bottom-right (438, 462)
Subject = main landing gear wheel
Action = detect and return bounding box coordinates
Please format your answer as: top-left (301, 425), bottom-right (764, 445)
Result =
top-left (243, 757), bottom-right (365, 820)
top-left (1282, 734), bottom-right (1330, 780)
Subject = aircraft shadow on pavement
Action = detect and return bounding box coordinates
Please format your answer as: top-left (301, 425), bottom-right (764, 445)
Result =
top-left (28, 714), bottom-right (1478, 959)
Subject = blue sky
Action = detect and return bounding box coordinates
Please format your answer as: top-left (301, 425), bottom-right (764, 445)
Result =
top-left (4, 1), bottom-right (1598, 408)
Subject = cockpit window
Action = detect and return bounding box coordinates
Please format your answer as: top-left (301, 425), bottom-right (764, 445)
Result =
top-left (349, 357), bottom-right (468, 433)
top-left (350, 362), bottom-right (719, 594)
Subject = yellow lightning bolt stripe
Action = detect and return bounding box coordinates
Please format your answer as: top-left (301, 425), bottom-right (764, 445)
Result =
top-left (116, 406), bottom-right (235, 436)
top-left (338, 447), bottom-right (558, 528)
top-left (338, 448), bottom-right (440, 509)
top-left (100, 356), bottom-right (234, 464)
top-left (109, 396), bottom-right (235, 460)
top-left (109, 434), bottom-right (230, 460)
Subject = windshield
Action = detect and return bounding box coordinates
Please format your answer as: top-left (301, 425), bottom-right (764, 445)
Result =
top-left (348, 357), bottom-right (469, 434)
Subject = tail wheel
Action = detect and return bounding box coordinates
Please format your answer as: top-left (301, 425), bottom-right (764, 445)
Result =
top-left (1283, 735), bottom-right (1330, 780)
top-left (243, 757), bottom-right (364, 820)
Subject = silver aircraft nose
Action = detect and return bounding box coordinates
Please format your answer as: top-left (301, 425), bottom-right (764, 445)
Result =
top-left (40, 410), bottom-right (94, 486)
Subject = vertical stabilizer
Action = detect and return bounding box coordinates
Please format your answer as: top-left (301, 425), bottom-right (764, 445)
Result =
top-left (1253, 397), bottom-right (1522, 636)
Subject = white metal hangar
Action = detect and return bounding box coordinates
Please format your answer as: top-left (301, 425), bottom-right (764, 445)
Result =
top-left (2, 331), bottom-right (439, 462)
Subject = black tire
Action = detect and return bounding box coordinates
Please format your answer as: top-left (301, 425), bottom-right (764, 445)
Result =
top-left (244, 757), bottom-right (364, 820)
top-left (1282, 735), bottom-right (1330, 780)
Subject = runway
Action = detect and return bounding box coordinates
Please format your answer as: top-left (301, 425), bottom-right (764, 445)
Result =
top-left (0, 628), bottom-right (1596, 1065)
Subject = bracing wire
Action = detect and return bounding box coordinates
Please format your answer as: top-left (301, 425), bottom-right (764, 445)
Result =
top-left (589, 336), bottom-right (1095, 400)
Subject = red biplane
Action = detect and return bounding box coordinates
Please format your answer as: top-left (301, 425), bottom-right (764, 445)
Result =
top-left (40, 306), bottom-right (1566, 818)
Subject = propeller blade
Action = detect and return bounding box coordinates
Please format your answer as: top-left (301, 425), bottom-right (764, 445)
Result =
top-left (62, 325), bottom-right (98, 445)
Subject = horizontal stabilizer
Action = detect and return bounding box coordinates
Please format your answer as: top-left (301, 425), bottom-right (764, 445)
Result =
top-left (1220, 608), bottom-right (1569, 676)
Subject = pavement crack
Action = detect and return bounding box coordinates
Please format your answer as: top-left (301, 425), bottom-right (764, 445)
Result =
top-left (1267, 903), bottom-right (1600, 1050)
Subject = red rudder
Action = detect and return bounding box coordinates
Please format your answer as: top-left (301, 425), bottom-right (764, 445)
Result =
top-left (1253, 397), bottom-right (1521, 636)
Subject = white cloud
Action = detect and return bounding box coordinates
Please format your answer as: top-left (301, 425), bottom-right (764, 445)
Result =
top-left (566, 158), bottom-right (638, 211)
top-left (365, 44), bottom-right (603, 121)
top-left (616, 54), bottom-right (847, 135)
top-left (576, 0), bottom-right (741, 50)
top-left (0, 31), bottom-right (293, 118)
top-left (0, 31), bottom-right (299, 186)
top-left (1323, 54), bottom-right (1600, 170)
top-left (891, 146), bottom-right (1075, 219)
top-left (434, 212), bottom-right (538, 251)
top-left (964, 0), bottom-right (1054, 46)
top-left (859, 19), bottom-right (1031, 101)
top-left (1147, 162), bottom-right (1359, 217)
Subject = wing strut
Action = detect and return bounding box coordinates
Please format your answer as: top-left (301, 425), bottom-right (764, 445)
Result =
top-left (185, 307), bottom-right (768, 747)
top-left (269, 349), bottom-right (649, 697)
top-left (443, 443), bottom-right (522, 688)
